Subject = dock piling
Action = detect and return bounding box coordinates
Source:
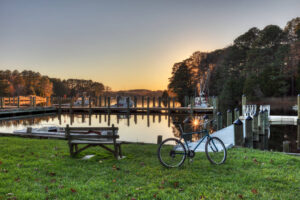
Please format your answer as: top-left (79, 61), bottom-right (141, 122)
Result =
top-left (245, 116), bottom-right (253, 148)
top-left (234, 119), bottom-right (243, 146)
top-left (153, 97), bottom-right (155, 108)
top-left (147, 97), bottom-right (150, 114)
top-left (134, 96), bottom-right (137, 108)
top-left (217, 112), bottom-right (222, 130)
top-left (17, 96), bottom-right (20, 108)
top-left (283, 141), bottom-right (291, 153)
top-left (158, 97), bottom-right (161, 107)
top-left (252, 112), bottom-right (259, 141)
top-left (157, 135), bottom-right (163, 144)
top-left (242, 94), bottom-right (247, 117)
top-left (234, 108), bottom-right (240, 121)
top-left (227, 109), bottom-right (232, 126)
top-left (107, 97), bottom-right (111, 114)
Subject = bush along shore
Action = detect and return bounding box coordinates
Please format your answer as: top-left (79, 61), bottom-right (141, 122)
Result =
top-left (0, 137), bottom-right (299, 199)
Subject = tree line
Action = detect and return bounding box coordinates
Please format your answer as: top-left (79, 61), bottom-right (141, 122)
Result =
top-left (0, 70), bottom-right (106, 97)
top-left (168, 17), bottom-right (300, 110)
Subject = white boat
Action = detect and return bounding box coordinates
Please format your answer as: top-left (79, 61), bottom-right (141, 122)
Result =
top-left (189, 92), bottom-right (212, 108)
top-left (13, 125), bottom-right (117, 136)
top-left (74, 97), bottom-right (90, 106)
top-left (112, 96), bottom-right (134, 108)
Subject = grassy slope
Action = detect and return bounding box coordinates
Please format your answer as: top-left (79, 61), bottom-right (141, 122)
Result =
top-left (0, 137), bottom-right (299, 200)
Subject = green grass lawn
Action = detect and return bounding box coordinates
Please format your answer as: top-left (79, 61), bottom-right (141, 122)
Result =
top-left (0, 137), bottom-right (299, 200)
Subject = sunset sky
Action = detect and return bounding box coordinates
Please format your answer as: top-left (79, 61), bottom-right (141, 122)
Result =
top-left (0, 0), bottom-right (299, 90)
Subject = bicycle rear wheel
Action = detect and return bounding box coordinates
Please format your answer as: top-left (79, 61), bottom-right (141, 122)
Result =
top-left (205, 137), bottom-right (227, 165)
top-left (157, 138), bottom-right (186, 168)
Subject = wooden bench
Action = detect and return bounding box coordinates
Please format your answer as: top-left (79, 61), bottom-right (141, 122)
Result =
top-left (65, 124), bottom-right (122, 159)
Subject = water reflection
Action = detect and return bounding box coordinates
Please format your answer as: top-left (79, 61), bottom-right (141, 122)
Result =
top-left (0, 113), bottom-right (299, 152)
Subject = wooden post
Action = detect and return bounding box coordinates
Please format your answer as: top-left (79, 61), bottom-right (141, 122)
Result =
top-left (172, 97), bottom-right (175, 108)
top-left (134, 96), bottom-right (137, 108)
top-left (30, 96), bottom-right (33, 107)
top-left (167, 97), bottom-right (171, 114)
top-left (242, 94), bottom-right (247, 117)
top-left (104, 96), bottom-right (107, 107)
top-left (298, 94), bottom-right (300, 124)
top-left (217, 112), bottom-right (222, 130)
top-left (184, 96), bottom-right (189, 107)
top-left (107, 97), bottom-right (111, 114)
top-left (17, 96), bottom-right (20, 108)
top-left (252, 112), bottom-right (259, 141)
top-left (234, 108), bottom-right (240, 121)
top-left (99, 96), bottom-right (102, 107)
top-left (58, 97), bottom-right (62, 113)
top-left (226, 109), bottom-right (232, 126)
top-left (147, 97), bottom-right (150, 114)
top-left (153, 97), bottom-right (155, 108)
top-left (234, 119), bottom-right (243, 146)
top-left (70, 97), bottom-right (73, 114)
top-left (127, 97), bottom-right (130, 114)
top-left (158, 97), bottom-right (162, 108)
top-left (157, 135), bottom-right (163, 144)
top-left (8, 97), bottom-right (11, 106)
top-left (142, 96), bottom-right (144, 108)
top-left (283, 141), bottom-right (290, 153)
top-left (0, 97), bottom-right (3, 109)
top-left (13, 97), bottom-right (15, 106)
top-left (258, 110), bottom-right (265, 135)
top-left (33, 97), bottom-right (36, 107)
top-left (116, 96), bottom-right (120, 107)
top-left (245, 116), bottom-right (253, 148)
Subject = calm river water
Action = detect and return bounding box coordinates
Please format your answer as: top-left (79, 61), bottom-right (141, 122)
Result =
top-left (0, 113), bottom-right (299, 153)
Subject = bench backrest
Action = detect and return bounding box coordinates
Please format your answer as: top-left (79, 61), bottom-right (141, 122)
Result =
top-left (65, 124), bottom-right (119, 143)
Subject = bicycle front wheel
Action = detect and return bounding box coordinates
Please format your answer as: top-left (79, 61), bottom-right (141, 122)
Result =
top-left (158, 138), bottom-right (186, 168)
top-left (205, 137), bottom-right (227, 165)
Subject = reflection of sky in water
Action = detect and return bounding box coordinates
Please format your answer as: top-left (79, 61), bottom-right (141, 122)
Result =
top-left (0, 114), bottom-right (185, 144)
top-left (0, 114), bottom-right (299, 152)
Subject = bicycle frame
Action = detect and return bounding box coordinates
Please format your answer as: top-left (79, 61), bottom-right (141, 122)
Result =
top-left (181, 129), bottom-right (211, 152)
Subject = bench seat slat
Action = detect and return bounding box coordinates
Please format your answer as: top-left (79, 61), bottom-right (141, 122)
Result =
top-left (70, 140), bottom-right (122, 144)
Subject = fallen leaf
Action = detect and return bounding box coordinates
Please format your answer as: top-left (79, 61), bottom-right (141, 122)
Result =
top-left (0, 161), bottom-right (2, 165)
top-left (251, 189), bottom-right (258, 194)
top-left (70, 188), bottom-right (77, 193)
top-left (105, 194), bottom-right (109, 199)
top-left (253, 158), bottom-right (259, 164)
top-left (238, 194), bottom-right (243, 199)
top-left (174, 182), bottom-right (179, 188)
top-left (14, 178), bottom-right (20, 182)
top-left (153, 193), bottom-right (157, 198)
top-left (49, 172), bottom-right (56, 176)
top-left (112, 179), bottom-right (116, 183)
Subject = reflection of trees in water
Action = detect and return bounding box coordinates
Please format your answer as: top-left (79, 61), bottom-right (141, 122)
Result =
top-left (0, 115), bottom-right (54, 128)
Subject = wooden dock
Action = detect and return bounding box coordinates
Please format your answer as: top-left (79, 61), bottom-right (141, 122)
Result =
top-left (0, 107), bottom-right (56, 118)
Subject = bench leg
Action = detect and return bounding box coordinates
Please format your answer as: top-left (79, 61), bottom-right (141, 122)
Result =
top-left (69, 144), bottom-right (74, 157)
top-left (118, 144), bottom-right (122, 158)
